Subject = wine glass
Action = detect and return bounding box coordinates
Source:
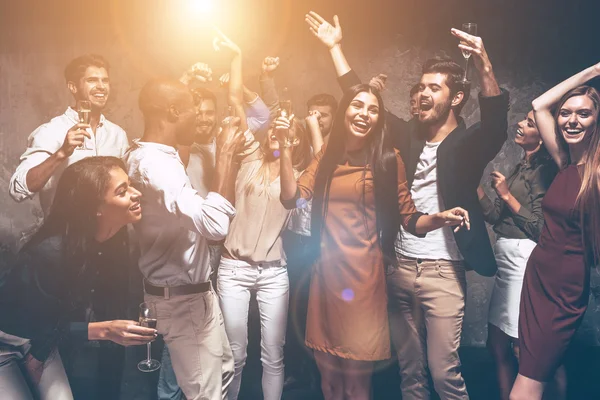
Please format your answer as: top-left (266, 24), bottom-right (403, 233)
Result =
top-left (278, 88), bottom-right (299, 147)
top-left (75, 100), bottom-right (92, 150)
top-left (460, 23), bottom-right (478, 84)
top-left (137, 302), bottom-right (161, 373)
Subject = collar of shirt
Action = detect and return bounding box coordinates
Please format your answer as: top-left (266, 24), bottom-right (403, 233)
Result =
top-left (65, 107), bottom-right (106, 128)
top-left (131, 138), bottom-right (181, 157)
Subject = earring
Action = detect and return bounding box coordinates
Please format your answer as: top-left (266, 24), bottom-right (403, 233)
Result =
top-left (97, 212), bottom-right (102, 217)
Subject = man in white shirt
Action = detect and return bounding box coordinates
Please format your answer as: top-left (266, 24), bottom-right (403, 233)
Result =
top-left (124, 77), bottom-right (244, 400)
top-left (9, 54), bottom-right (129, 216)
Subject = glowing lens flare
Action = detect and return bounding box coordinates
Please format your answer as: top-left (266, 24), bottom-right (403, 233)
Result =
top-left (189, 0), bottom-right (213, 15)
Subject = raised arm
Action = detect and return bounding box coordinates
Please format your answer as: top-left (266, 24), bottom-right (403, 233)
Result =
top-left (532, 62), bottom-right (600, 168)
top-left (451, 28), bottom-right (500, 97)
top-left (260, 56), bottom-right (281, 121)
top-left (9, 123), bottom-right (91, 200)
top-left (305, 12), bottom-right (350, 78)
top-left (305, 110), bottom-right (325, 153)
top-left (213, 28), bottom-right (248, 133)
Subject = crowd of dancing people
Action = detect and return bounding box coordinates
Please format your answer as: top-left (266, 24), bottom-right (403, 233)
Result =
top-left (0, 9), bottom-right (599, 400)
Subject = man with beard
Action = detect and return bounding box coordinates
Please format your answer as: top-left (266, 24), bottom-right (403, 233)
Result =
top-left (306, 11), bottom-right (508, 399)
top-left (9, 54), bottom-right (129, 217)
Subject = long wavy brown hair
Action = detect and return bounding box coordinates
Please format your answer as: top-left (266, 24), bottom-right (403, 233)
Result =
top-left (555, 85), bottom-right (600, 265)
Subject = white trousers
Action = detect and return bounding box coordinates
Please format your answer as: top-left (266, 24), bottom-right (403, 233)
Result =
top-left (217, 257), bottom-right (289, 400)
top-left (0, 331), bottom-right (72, 400)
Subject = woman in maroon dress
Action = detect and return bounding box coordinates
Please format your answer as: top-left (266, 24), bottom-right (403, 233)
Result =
top-left (510, 62), bottom-right (600, 400)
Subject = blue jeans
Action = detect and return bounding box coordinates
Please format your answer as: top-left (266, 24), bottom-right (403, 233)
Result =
top-left (157, 345), bottom-right (183, 400)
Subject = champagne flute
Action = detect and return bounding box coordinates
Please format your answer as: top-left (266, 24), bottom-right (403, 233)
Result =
top-left (460, 23), bottom-right (478, 84)
top-left (76, 100), bottom-right (92, 150)
top-left (278, 88), bottom-right (299, 147)
top-left (137, 302), bottom-right (160, 373)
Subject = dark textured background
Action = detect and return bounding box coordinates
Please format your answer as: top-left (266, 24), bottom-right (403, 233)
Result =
top-left (1, 0), bottom-right (600, 347)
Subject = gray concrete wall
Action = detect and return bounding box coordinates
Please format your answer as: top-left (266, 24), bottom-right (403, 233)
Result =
top-left (1, 0), bottom-right (599, 347)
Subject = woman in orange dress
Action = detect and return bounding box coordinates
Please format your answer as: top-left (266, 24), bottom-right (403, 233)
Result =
top-left (276, 83), bottom-right (470, 400)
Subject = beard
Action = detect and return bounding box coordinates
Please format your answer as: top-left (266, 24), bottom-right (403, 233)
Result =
top-left (419, 100), bottom-right (452, 126)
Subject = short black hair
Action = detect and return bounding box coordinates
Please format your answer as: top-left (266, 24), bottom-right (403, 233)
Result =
top-left (422, 56), bottom-right (470, 115)
top-left (64, 54), bottom-right (109, 84)
top-left (306, 93), bottom-right (338, 114)
top-left (409, 84), bottom-right (419, 98)
top-left (191, 87), bottom-right (218, 109)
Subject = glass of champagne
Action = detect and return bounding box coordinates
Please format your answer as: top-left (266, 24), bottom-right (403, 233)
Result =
top-left (278, 88), bottom-right (299, 147)
top-left (137, 302), bottom-right (160, 373)
top-left (76, 100), bottom-right (92, 150)
top-left (460, 23), bottom-right (478, 84)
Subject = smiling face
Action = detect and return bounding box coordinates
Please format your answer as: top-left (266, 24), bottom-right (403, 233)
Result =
top-left (557, 95), bottom-right (597, 146)
top-left (344, 91), bottom-right (381, 145)
top-left (515, 111), bottom-right (542, 151)
top-left (417, 72), bottom-right (456, 126)
top-left (195, 98), bottom-right (217, 140)
top-left (69, 66), bottom-right (110, 111)
top-left (96, 167), bottom-right (142, 229)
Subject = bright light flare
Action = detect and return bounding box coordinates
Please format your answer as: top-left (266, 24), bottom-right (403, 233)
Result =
top-left (189, 0), bottom-right (213, 15)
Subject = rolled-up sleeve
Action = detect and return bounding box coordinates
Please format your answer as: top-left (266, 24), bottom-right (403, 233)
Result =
top-left (175, 189), bottom-right (236, 240)
top-left (139, 159), bottom-right (235, 240)
top-left (245, 94), bottom-right (271, 134)
top-left (9, 125), bottom-right (61, 202)
top-left (479, 192), bottom-right (503, 225)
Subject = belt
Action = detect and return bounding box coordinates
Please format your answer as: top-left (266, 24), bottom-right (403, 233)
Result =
top-left (143, 280), bottom-right (211, 300)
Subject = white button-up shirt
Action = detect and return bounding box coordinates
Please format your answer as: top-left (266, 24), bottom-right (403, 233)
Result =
top-left (124, 140), bottom-right (236, 286)
top-left (9, 107), bottom-right (130, 216)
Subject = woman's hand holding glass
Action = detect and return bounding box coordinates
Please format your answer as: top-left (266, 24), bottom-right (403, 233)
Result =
top-left (273, 114), bottom-right (297, 148)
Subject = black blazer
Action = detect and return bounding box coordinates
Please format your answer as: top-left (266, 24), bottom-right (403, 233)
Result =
top-left (339, 70), bottom-right (509, 276)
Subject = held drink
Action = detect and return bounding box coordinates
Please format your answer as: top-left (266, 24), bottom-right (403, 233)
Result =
top-left (78, 108), bottom-right (91, 125)
top-left (140, 317), bottom-right (158, 329)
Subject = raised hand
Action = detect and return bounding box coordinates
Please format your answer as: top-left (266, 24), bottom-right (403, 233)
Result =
top-left (490, 171), bottom-right (510, 200)
top-left (217, 116), bottom-right (245, 154)
top-left (58, 123), bottom-right (91, 158)
top-left (451, 28), bottom-right (492, 73)
top-left (273, 115), bottom-right (295, 146)
top-left (369, 74), bottom-right (388, 92)
top-left (305, 12), bottom-right (342, 49)
top-left (305, 110), bottom-right (321, 129)
top-left (262, 56), bottom-right (280, 75)
top-left (180, 62), bottom-right (212, 85)
top-left (219, 73), bottom-right (230, 87)
top-left (212, 26), bottom-right (241, 56)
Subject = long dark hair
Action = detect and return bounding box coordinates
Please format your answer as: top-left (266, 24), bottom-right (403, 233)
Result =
top-left (310, 84), bottom-right (400, 266)
top-left (22, 156), bottom-right (127, 282)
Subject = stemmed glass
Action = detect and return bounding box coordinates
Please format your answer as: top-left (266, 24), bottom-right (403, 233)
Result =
top-left (75, 99), bottom-right (92, 150)
top-left (137, 302), bottom-right (161, 373)
top-left (279, 87), bottom-right (299, 147)
top-left (460, 23), bottom-right (478, 84)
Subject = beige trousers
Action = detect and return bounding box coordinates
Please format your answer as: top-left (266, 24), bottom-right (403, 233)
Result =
top-left (146, 289), bottom-right (234, 400)
top-left (387, 255), bottom-right (469, 400)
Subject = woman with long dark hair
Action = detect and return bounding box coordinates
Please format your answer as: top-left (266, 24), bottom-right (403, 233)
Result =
top-left (477, 111), bottom-right (557, 399)
top-left (276, 83), bottom-right (470, 400)
top-left (510, 63), bottom-right (600, 400)
top-left (0, 156), bottom-right (155, 399)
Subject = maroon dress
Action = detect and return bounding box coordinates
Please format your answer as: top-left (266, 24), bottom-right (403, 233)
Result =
top-left (518, 165), bottom-right (592, 381)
